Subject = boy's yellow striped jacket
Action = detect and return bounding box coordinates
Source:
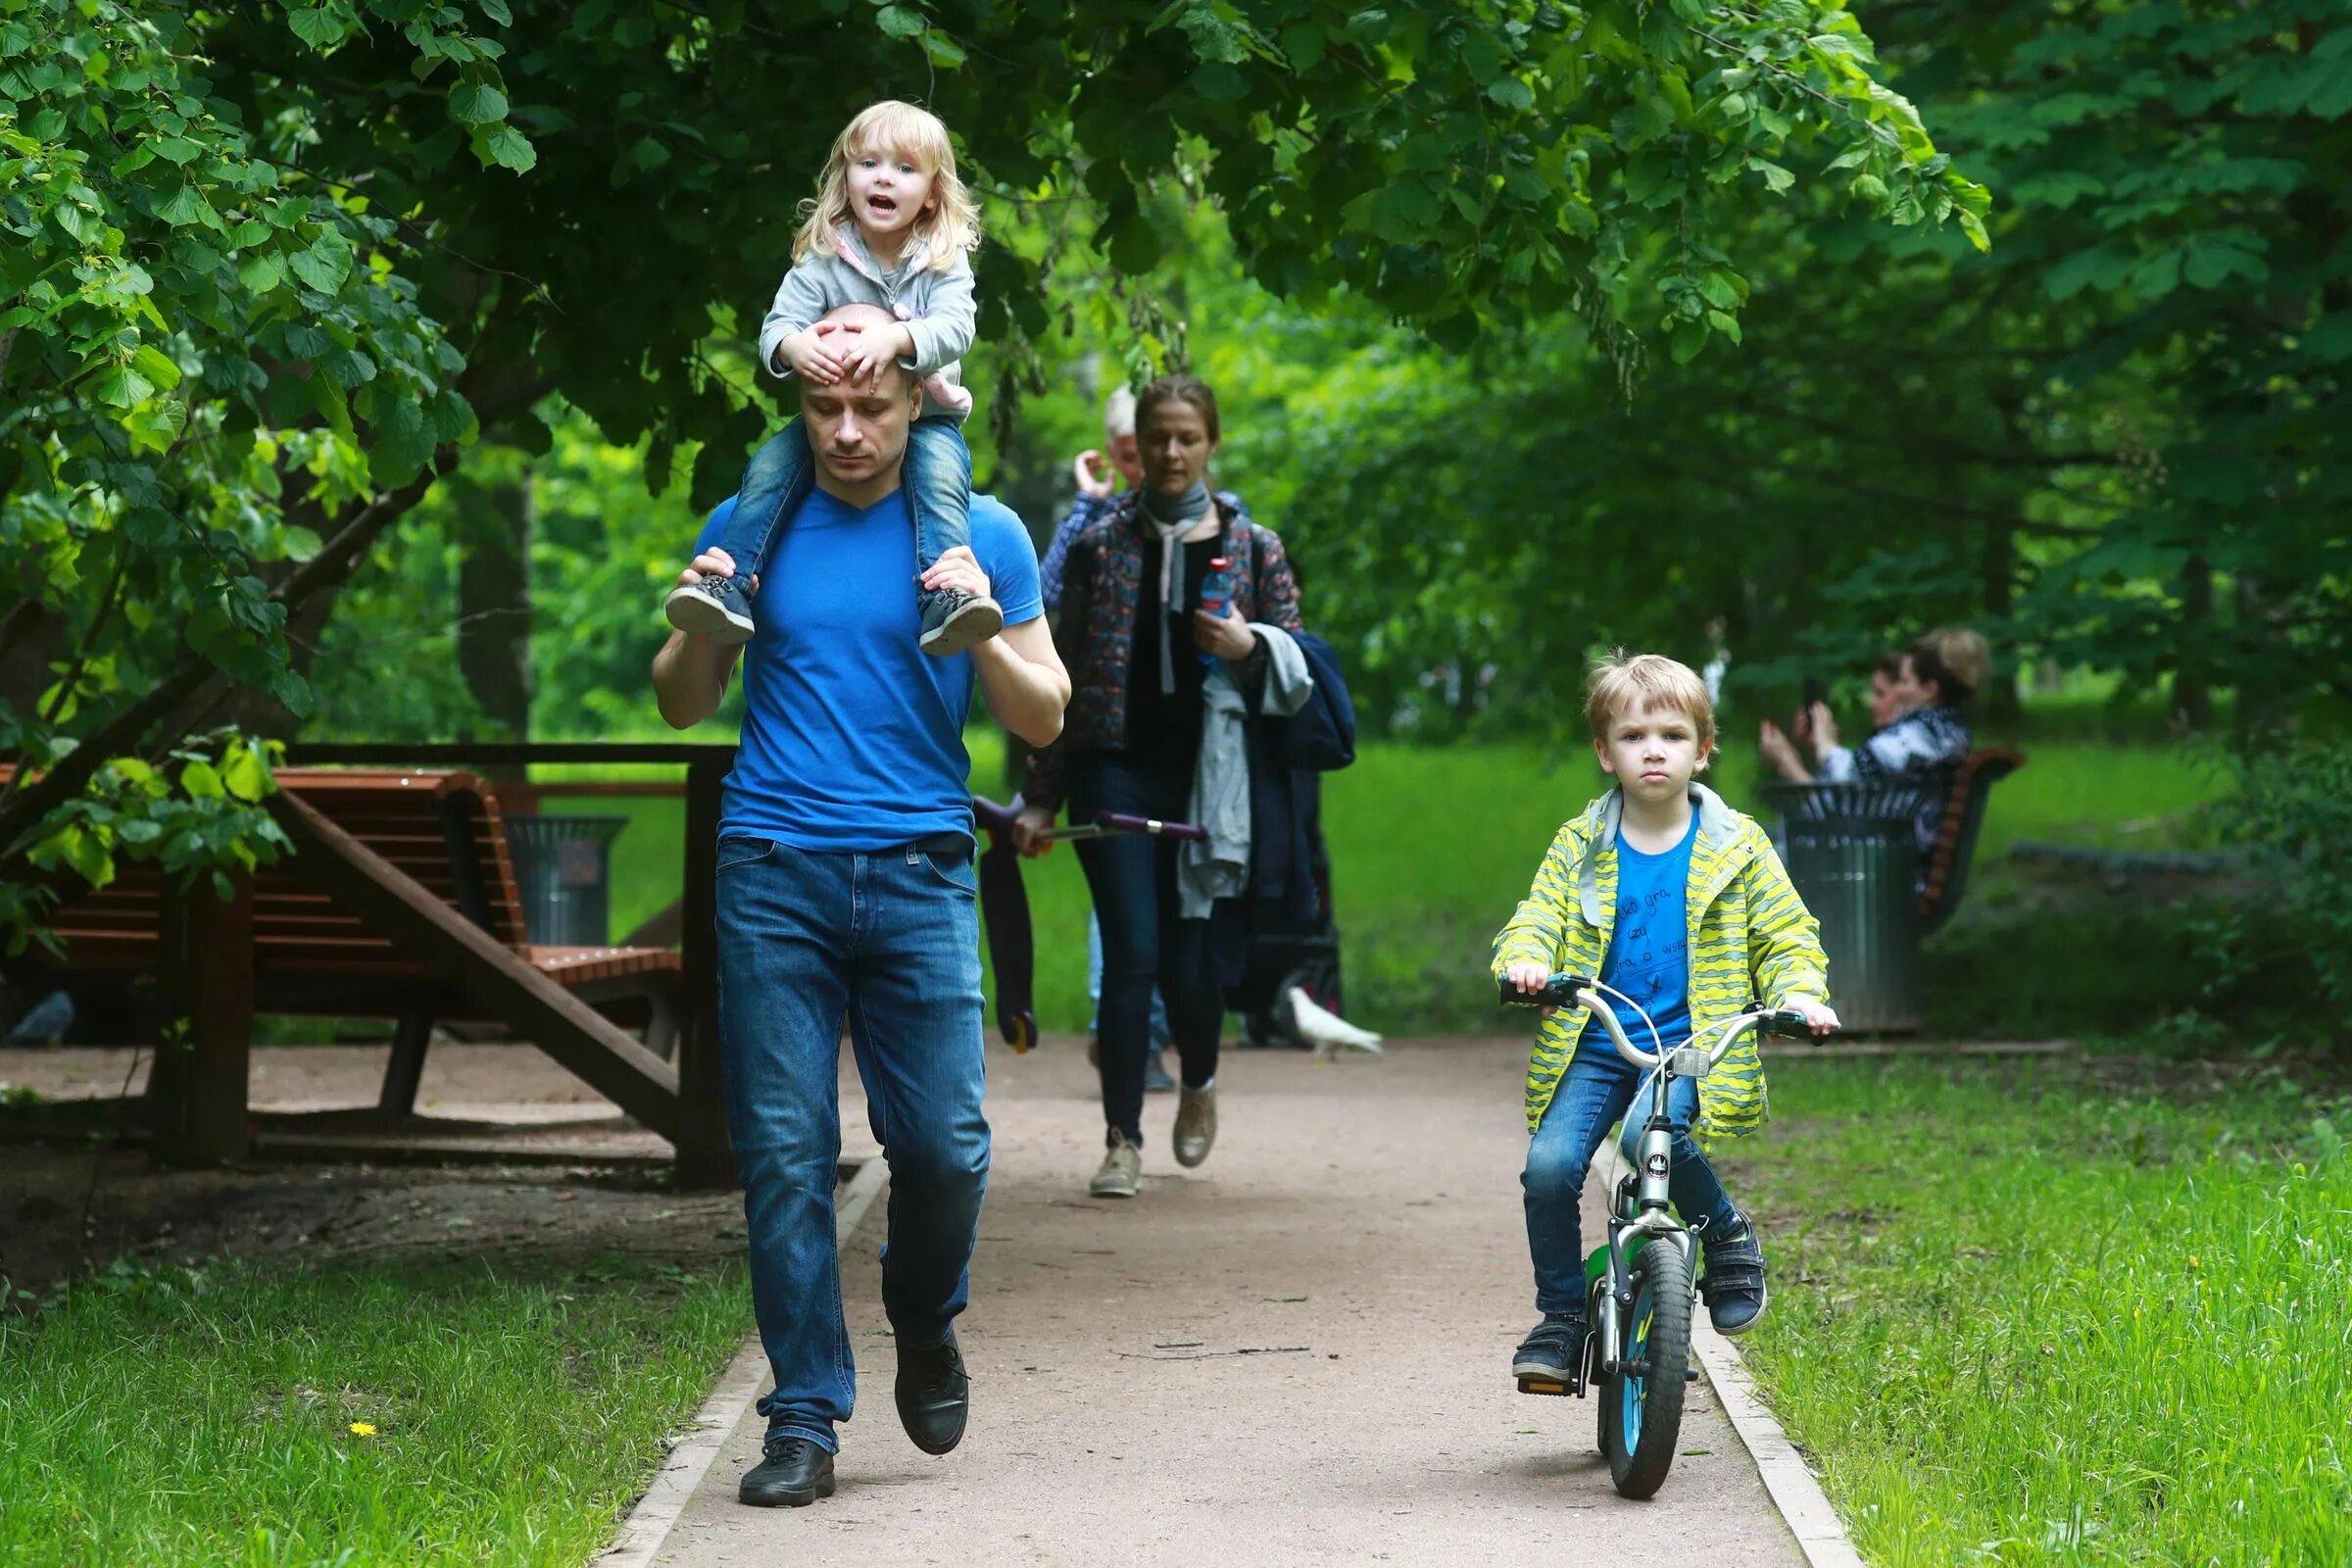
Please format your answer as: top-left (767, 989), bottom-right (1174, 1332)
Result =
top-left (1492, 783), bottom-right (1830, 1138)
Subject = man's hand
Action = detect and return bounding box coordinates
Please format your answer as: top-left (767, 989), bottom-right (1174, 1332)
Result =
top-left (1504, 960), bottom-right (1560, 1016)
top-left (678, 547), bottom-right (754, 602)
top-left (777, 327), bottom-right (845, 386)
top-left (1787, 997), bottom-right (1841, 1036)
top-left (920, 546), bottom-right (994, 626)
top-left (1072, 449), bottom-right (1114, 500)
top-left (1010, 803), bottom-right (1056, 858)
top-left (1193, 608), bottom-right (1255, 662)
top-left (835, 321), bottom-right (913, 389)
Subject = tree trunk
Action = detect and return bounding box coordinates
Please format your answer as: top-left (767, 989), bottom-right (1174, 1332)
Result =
top-left (455, 472), bottom-right (534, 746)
top-left (1977, 513), bottom-right (2020, 726)
top-left (2171, 554), bottom-right (2214, 733)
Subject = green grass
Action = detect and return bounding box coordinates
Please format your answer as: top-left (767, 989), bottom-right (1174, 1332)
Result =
top-left (0, 1256), bottom-right (752, 1567)
top-left (1721, 1059), bottom-right (2352, 1566)
top-left (541, 731), bottom-right (2235, 1036)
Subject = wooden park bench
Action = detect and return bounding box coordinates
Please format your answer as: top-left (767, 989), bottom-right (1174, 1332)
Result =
top-left (6, 763), bottom-right (710, 1167)
top-left (1919, 747), bottom-right (2027, 935)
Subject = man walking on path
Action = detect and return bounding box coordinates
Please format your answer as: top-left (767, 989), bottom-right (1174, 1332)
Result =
top-left (653, 302), bottom-right (1069, 1508)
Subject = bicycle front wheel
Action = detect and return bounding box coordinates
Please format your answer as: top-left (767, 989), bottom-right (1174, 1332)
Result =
top-left (1600, 1241), bottom-right (1693, 1499)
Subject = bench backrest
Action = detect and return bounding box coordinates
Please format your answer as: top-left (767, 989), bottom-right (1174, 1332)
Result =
top-left (26, 769), bottom-right (530, 976)
top-left (1919, 748), bottom-right (2026, 937)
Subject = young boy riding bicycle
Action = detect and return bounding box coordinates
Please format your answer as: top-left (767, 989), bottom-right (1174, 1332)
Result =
top-left (1494, 652), bottom-right (1838, 1387)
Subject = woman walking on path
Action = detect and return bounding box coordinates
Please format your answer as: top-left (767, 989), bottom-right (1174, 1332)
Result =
top-left (1013, 374), bottom-right (1305, 1199)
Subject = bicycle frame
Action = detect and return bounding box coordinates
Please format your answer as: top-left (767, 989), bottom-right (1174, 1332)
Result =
top-left (1571, 988), bottom-right (1787, 1378)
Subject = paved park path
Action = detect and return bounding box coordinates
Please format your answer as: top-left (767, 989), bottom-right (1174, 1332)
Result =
top-left (652, 1038), bottom-right (1809, 1567)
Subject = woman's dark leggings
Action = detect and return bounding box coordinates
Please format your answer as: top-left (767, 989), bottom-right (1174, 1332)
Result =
top-left (1071, 752), bottom-right (1222, 1148)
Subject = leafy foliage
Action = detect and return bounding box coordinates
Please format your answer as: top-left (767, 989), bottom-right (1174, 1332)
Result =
top-left (1, 0), bottom-right (1984, 950)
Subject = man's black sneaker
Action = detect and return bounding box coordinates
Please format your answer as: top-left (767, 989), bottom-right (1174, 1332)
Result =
top-left (917, 587), bottom-right (1003, 657)
top-left (1511, 1313), bottom-right (1587, 1394)
top-left (664, 575), bottom-right (756, 646)
top-left (895, 1331), bottom-right (970, 1454)
top-left (738, 1434), bottom-right (834, 1507)
top-left (1699, 1222), bottom-right (1769, 1337)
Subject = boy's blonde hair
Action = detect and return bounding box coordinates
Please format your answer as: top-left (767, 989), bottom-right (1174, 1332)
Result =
top-left (1586, 650), bottom-right (1717, 756)
top-left (792, 100), bottom-right (981, 271)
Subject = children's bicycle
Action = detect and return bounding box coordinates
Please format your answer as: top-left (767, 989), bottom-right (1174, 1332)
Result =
top-left (1500, 972), bottom-right (1822, 1499)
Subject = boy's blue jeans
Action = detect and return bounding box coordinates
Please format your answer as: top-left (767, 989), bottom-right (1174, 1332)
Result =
top-left (718, 413), bottom-right (971, 598)
top-left (1523, 1041), bottom-right (1742, 1316)
top-left (714, 836), bottom-right (990, 1454)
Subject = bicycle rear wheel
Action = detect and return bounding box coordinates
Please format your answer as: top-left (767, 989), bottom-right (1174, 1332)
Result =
top-left (1600, 1241), bottom-right (1692, 1499)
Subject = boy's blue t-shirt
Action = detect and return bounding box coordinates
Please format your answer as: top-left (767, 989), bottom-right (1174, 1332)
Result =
top-left (1582, 813), bottom-right (1697, 1052)
top-left (694, 486), bottom-right (1042, 851)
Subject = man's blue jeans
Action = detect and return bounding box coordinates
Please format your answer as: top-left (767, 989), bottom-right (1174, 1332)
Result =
top-left (715, 836), bottom-right (990, 1453)
top-left (1522, 1041), bottom-right (1742, 1316)
top-left (716, 414), bottom-right (971, 599)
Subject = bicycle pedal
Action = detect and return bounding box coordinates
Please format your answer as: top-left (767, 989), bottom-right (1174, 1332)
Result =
top-left (1516, 1374), bottom-right (1581, 1397)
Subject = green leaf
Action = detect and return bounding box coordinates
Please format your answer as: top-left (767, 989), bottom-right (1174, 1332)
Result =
top-left (920, 30), bottom-right (966, 68)
top-left (1193, 63), bottom-right (1249, 101)
top-left (222, 747), bottom-right (270, 803)
top-left (154, 181), bottom-right (215, 227)
top-left (131, 345), bottom-right (182, 393)
top-left (478, 0), bottom-right (514, 24)
top-left (1488, 78), bottom-right (1534, 111)
top-left (1750, 160), bottom-right (1793, 194)
top-left (289, 7), bottom-right (347, 49)
top-left (278, 525), bottom-right (325, 563)
top-left (876, 4), bottom-right (926, 39)
top-left (288, 229), bottom-right (354, 294)
top-left (237, 249), bottom-right (287, 293)
top-left (449, 78), bottom-right (510, 125)
top-left (1372, 179), bottom-right (1442, 244)
top-left (1696, 270), bottom-right (1741, 311)
top-left (1704, 309), bottom-right (1742, 345)
top-left (1632, 93), bottom-right (1675, 146)
top-left (1670, 319), bottom-right (1707, 365)
top-left (2182, 240), bottom-right (2268, 290)
top-left (181, 760), bottom-right (225, 800)
top-left (473, 124), bottom-right (538, 172)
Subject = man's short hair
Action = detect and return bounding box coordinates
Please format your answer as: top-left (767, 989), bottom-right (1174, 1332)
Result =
top-left (1586, 650), bottom-right (1717, 756)
top-left (1104, 386), bottom-right (1136, 439)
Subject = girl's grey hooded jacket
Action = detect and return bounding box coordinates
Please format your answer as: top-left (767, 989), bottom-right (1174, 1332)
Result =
top-left (756, 228), bottom-right (976, 420)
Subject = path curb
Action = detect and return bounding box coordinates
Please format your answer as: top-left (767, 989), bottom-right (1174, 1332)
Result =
top-left (593, 1155), bottom-right (890, 1568)
top-left (1598, 1146), bottom-right (1864, 1568)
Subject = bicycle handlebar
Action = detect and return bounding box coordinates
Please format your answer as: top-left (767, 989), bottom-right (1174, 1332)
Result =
top-left (1497, 971), bottom-right (1824, 1071)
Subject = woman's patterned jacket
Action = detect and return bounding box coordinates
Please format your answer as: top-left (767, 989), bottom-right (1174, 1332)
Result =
top-left (1022, 491), bottom-right (1302, 813)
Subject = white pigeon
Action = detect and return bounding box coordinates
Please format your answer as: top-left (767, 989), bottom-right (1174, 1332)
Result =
top-left (1278, 985), bottom-right (1384, 1059)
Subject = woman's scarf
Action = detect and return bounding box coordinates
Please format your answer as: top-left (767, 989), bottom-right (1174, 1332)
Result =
top-left (1138, 480), bottom-right (1212, 694)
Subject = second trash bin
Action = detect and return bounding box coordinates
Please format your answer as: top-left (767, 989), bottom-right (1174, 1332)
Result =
top-left (1761, 780), bottom-right (1930, 1033)
top-left (505, 813), bottom-right (629, 948)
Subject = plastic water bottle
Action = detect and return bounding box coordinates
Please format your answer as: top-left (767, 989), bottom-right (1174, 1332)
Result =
top-left (1197, 556), bottom-right (1233, 664)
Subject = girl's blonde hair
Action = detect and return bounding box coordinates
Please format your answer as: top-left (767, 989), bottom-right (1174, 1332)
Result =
top-left (792, 100), bottom-right (981, 272)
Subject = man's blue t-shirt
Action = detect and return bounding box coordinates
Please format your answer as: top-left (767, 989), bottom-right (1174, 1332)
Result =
top-left (694, 486), bottom-right (1043, 851)
top-left (1582, 813), bottom-right (1696, 1052)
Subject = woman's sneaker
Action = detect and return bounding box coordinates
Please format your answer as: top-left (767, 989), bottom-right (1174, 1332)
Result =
top-left (1698, 1222), bottom-right (1769, 1336)
top-left (1172, 1083), bottom-right (1216, 1167)
top-left (1511, 1312), bottom-right (1587, 1394)
top-left (918, 587), bottom-right (1003, 657)
top-left (1089, 1130), bottom-right (1142, 1199)
top-left (664, 575), bottom-right (756, 646)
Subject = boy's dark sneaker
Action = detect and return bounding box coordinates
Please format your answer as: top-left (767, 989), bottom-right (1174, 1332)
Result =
top-left (664, 575), bottom-right (756, 646)
top-left (739, 1434), bottom-right (834, 1507)
top-left (1699, 1222), bottom-right (1769, 1337)
top-left (918, 587), bottom-right (1003, 657)
top-left (1511, 1312), bottom-right (1587, 1393)
top-left (895, 1330), bottom-right (970, 1454)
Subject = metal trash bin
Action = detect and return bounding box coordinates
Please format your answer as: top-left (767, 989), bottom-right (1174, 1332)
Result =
top-left (505, 814), bottom-right (628, 947)
top-left (1760, 782), bottom-right (1924, 1033)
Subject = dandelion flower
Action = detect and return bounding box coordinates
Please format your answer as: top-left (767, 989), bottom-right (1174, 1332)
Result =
top-left (349, 1422), bottom-right (377, 1437)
